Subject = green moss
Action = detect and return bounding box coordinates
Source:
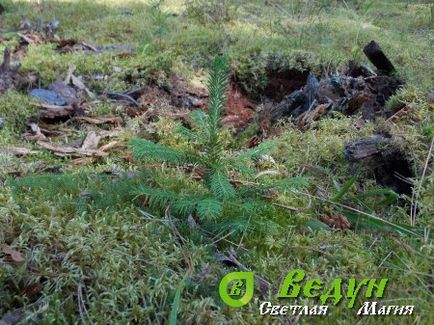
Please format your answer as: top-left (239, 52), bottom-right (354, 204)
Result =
top-left (0, 91), bottom-right (36, 142)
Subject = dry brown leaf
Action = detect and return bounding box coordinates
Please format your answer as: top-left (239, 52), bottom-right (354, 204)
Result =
top-left (319, 213), bottom-right (352, 230)
top-left (0, 244), bottom-right (25, 262)
top-left (22, 283), bottom-right (43, 298)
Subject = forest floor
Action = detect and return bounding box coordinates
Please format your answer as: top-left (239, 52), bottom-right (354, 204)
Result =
top-left (0, 1), bottom-right (433, 324)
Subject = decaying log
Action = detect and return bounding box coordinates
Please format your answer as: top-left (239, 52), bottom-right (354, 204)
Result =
top-left (268, 90), bottom-right (308, 124)
top-left (343, 135), bottom-right (391, 161)
top-left (0, 47), bottom-right (37, 93)
top-left (344, 135), bottom-right (414, 195)
top-left (363, 40), bottom-right (396, 76)
top-left (35, 102), bottom-right (85, 121)
top-left (0, 47), bottom-right (11, 73)
top-left (265, 40), bottom-right (402, 126)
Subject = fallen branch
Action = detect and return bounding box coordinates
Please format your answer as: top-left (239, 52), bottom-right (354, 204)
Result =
top-left (105, 92), bottom-right (140, 107)
top-left (36, 140), bottom-right (107, 157)
top-left (0, 146), bottom-right (37, 156)
top-left (363, 40), bottom-right (396, 75)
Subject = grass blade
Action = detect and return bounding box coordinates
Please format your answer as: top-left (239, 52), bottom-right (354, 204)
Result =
top-left (169, 277), bottom-right (186, 325)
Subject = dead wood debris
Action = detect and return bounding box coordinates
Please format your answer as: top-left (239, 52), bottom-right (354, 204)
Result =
top-left (35, 129), bottom-right (123, 158)
top-left (32, 103), bottom-right (85, 121)
top-left (73, 115), bottom-right (122, 125)
top-left (344, 134), bottom-right (414, 195)
top-left (0, 48), bottom-right (37, 93)
top-left (0, 146), bottom-right (37, 156)
top-left (36, 139), bottom-right (107, 158)
top-left (262, 40), bottom-right (404, 129)
top-left (30, 65), bottom-right (93, 109)
top-left (385, 104), bottom-right (414, 124)
top-left (363, 40), bottom-right (396, 76)
top-left (319, 213), bottom-right (352, 230)
top-left (23, 120), bottom-right (74, 141)
top-left (55, 39), bottom-right (98, 53)
top-left (215, 248), bottom-right (271, 296)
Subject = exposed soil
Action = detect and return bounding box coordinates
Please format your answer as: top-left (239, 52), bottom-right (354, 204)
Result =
top-left (263, 68), bottom-right (309, 102)
top-left (223, 82), bottom-right (256, 130)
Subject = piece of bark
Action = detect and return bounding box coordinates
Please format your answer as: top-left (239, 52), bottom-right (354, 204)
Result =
top-left (344, 135), bottom-right (414, 195)
top-left (296, 103), bottom-right (330, 129)
top-left (343, 135), bottom-right (390, 161)
top-left (363, 41), bottom-right (396, 76)
top-left (268, 90), bottom-right (308, 125)
top-left (35, 103), bottom-right (85, 121)
top-left (0, 47), bottom-right (11, 73)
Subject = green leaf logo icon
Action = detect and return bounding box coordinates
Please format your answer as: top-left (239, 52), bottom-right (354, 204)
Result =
top-left (219, 272), bottom-right (254, 307)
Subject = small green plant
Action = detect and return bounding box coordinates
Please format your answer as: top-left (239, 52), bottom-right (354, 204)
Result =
top-left (185, 0), bottom-right (237, 25)
top-left (130, 56), bottom-right (307, 236)
top-left (431, 3), bottom-right (434, 25)
top-left (148, 0), bottom-right (170, 50)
